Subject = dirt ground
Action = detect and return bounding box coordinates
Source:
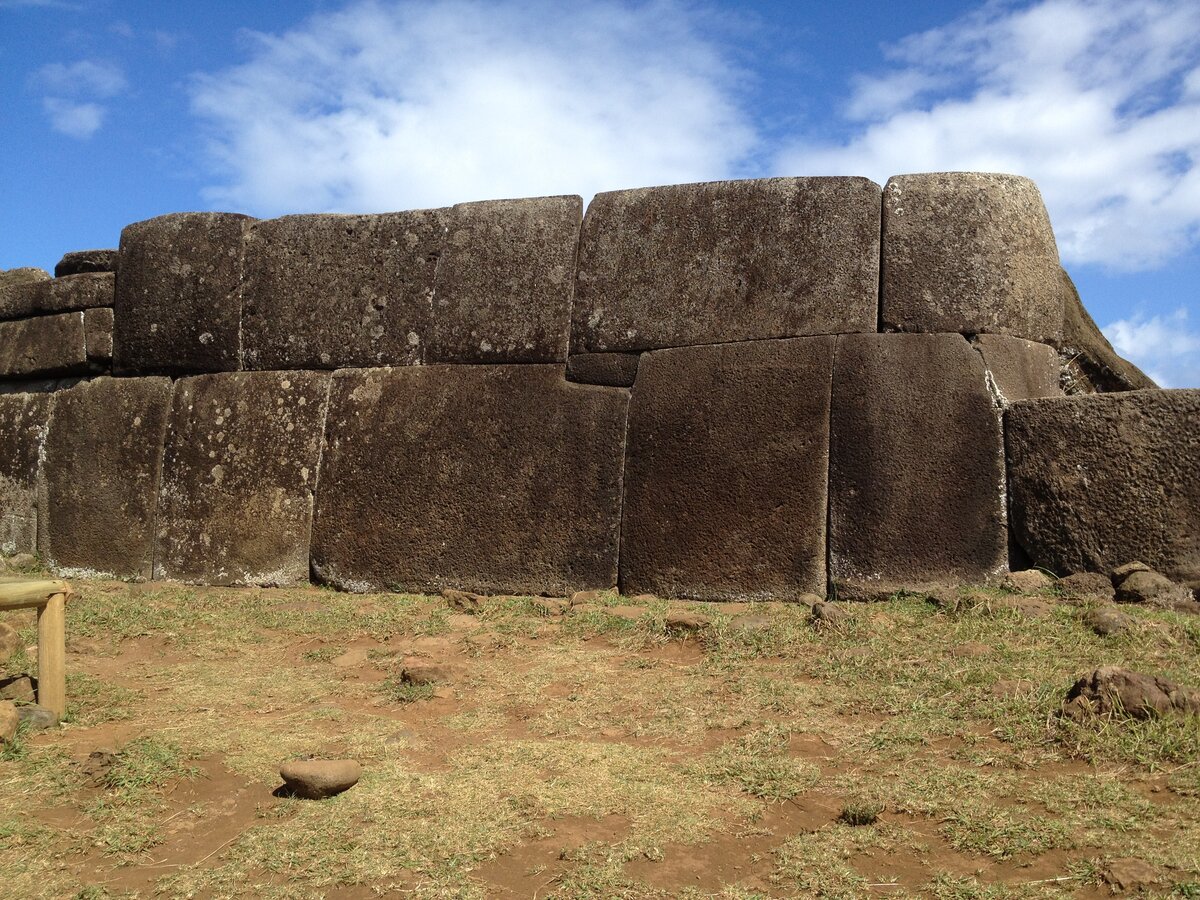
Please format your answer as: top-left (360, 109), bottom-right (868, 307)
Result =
top-left (1, 577), bottom-right (1198, 898)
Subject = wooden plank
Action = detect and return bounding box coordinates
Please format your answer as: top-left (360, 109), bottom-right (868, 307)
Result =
top-left (35, 592), bottom-right (67, 716)
top-left (0, 579), bottom-right (72, 611)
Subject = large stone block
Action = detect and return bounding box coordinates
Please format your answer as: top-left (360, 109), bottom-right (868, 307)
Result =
top-left (566, 352), bottom-right (641, 387)
top-left (427, 196), bottom-right (580, 363)
top-left (1007, 389), bottom-right (1200, 583)
top-left (84, 307), bottom-right (113, 366)
top-left (312, 365), bottom-right (628, 595)
top-left (972, 333), bottom-right (1062, 404)
top-left (114, 212), bottom-right (253, 375)
top-left (881, 173), bottom-right (1064, 344)
top-left (0, 272), bottom-right (112, 320)
top-left (621, 337), bottom-right (834, 600)
top-left (829, 333), bottom-right (1008, 597)
top-left (0, 392), bottom-right (52, 555)
top-left (0, 268), bottom-right (50, 320)
top-left (572, 177), bottom-right (880, 353)
top-left (241, 210), bottom-right (445, 370)
top-left (156, 371), bottom-right (330, 586)
top-left (1057, 269), bottom-right (1157, 393)
top-left (40, 377), bottom-right (172, 578)
top-left (55, 249), bottom-right (118, 277)
top-left (0, 313), bottom-right (88, 378)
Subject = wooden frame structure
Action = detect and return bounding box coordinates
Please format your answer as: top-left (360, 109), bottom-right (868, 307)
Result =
top-left (0, 577), bottom-right (71, 717)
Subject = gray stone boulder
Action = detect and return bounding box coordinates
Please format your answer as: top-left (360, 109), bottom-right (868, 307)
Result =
top-left (572, 177), bottom-right (880, 353)
top-left (620, 336), bottom-right (833, 601)
top-left (881, 173), bottom-right (1063, 344)
top-left (155, 371), bottom-right (331, 586)
top-left (1113, 569), bottom-right (1195, 610)
top-left (0, 392), bottom-right (52, 556)
top-left (114, 212), bottom-right (254, 374)
top-left (1007, 389), bottom-right (1200, 584)
top-left (829, 333), bottom-right (1008, 598)
top-left (279, 759), bottom-right (362, 799)
top-left (54, 249), bottom-right (118, 277)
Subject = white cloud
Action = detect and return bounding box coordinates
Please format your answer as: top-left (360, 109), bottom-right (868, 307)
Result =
top-left (41, 98), bottom-right (104, 138)
top-left (777, 0), bottom-right (1200, 272)
top-left (31, 59), bottom-right (125, 139)
top-left (190, 0), bottom-right (756, 214)
top-left (1104, 308), bottom-right (1200, 387)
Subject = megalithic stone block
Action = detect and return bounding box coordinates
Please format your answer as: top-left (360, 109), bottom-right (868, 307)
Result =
top-left (312, 365), bottom-right (628, 595)
top-left (972, 333), bottom-right (1063, 404)
top-left (572, 177), bottom-right (880, 353)
top-left (427, 196), bottom-right (581, 363)
top-left (55, 249), bottom-right (118, 277)
top-left (1007, 389), bottom-right (1200, 584)
top-left (0, 268), bottom-right (50, 320)
top-left (40, 376), bottom-right (172, 578)
top-left (0, 273), bottom-right (113, 321)
top-left (0, 312), bottom-right (88, 378)
top-left (566, 352), bottom-right (642, 387)
top-left (0, 392), bottom-right (52, 555)
top-left (241, 210), bottom-right (446, 370)
top-left (621, 336), bottom-right (834, 600)
top-left (881, 173), bottom-right (1064, 344)
top-left (84, 307), bottom-right (114, 366)
top-left (114, 212), bottom-right (254, 374)
top-left (155, 371), bottom-right (331, 586)
top-left (829, 333), bottom-right (1008, 598)
top-left (1057, 268), bottom-right (1157, 393)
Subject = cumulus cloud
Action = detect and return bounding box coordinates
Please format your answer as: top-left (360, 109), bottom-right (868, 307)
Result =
top-left (777, 0), bottom-right (1200, 272)
top-left (1104, 308), bottom-right (1200, 387)
top-left (190, 0), bottom-right (756, 214)
top-left (31, 59), bottom-right (126, 139)
top-left (41, 98), bottom-right (105, 138)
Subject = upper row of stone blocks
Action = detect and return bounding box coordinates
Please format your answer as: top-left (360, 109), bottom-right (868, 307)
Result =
top-left (111, 173), bottom-right (1063, 375)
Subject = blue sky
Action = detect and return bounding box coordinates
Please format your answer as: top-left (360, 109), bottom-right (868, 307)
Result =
top-left (2, 0), bottom-right (1198, 385)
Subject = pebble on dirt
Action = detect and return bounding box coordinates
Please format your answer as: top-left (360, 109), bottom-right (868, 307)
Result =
top-left (279, 758), bottom-right (363, 800)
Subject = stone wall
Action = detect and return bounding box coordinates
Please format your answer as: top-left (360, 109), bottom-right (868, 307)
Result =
top-left (2, 172), bottom-right (1194, 596)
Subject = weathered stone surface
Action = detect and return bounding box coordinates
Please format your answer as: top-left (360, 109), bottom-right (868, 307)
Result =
top-left (1063, 666), bottom-right (1200, 719)
top-left (427, 196), bottom-right (580, 363)
top-left (0, 312), bottom-right (87, 378)
top-left (114, 212), bottom-right (253, 374)
top-left (1001, 569), bottom-right (1054, 593)
top-left (312, 365), bottom-right (628, 596)
top-left (572, 177), bottom-right (880, 353)
top-left (0, 701), bottom-right (17, 744)
top-left (41, 376), bottom-right (172, 578)
top-left (566, 353), bottom-right (641, 387)
top-left (972, 334), bottom-right (1062, 403)
top-left (1, 273), bottom-right (113, 321)
top-left (881, 173), bottom-right (1063, 343)
top-left (621, 337), bottom-right (833, 601)
top-left (279, 759), bottom-right (362, 799)
top-left (0, 267), bottom-right (50, 320)
top-left (0, 392), bottom-right (52, 555)
top-left (54, 249), bottom-right (118, 277)
top-left (1057, 269), bottom-right (1157, 393)
top-left (1059, 571), bottom-right (1115, 603)
top-left (1084, 607), bottom-right (1133, 637)
top-left (84, 307), bottom-right (113, 365)
top-left (829, 333), bottom-right (1008, 597)
top-left (155, 371), bottom-right (330, 586)
top-left (241, 210), bottom-right (445, 370)
top-left (1114, 569), bottom-right (1194, 609)
top-left (0, 625), bottom-right (21, 668)
top-left (1007, 389), bottom-right (1200, 583)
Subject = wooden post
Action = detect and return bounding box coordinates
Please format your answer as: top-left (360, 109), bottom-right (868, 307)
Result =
top-left (36, 591), bottom-right (67, 717)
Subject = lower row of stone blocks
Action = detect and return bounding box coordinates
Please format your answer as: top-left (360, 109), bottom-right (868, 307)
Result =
top-left (2, 333), bottom-right (1196, 595)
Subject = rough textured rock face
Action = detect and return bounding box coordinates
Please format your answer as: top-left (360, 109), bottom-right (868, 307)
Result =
top-left (621, 337), bottom-right (834, 600)
top-left (114, 212), bottom-right (253, 374)
top-left (566, 352), bottom-right (642, 387)
top-left (84, 307), bottom-right (114, 365)
top-left (155, 371), bottom-right (330, 586)
top-left (0, 312), bottom-right (88, 378)
top-left (40, 377), bottom-right (172, 578)
top-left (0, 267), bottom-right (50, 320)
top-left (829, 333), bottom-right (1008, 598)
top-left (312, 365), bottom-right (628, 595)
top-left (1007, 389), bottom-right (1200, 583)
top-left (572, 177), bottom-right (880, 353)
top-left (1064, 666), bottom-right (1200, 719)
top-left (427, 196), bottom-right (581, 363)
top-left (55, 249), bottom-right (118, 277)
top-left (0, 273), bottom-right (113, 320)
top-left (972, 334), bottom-right (1063, 403)
top-left (1057, 269), bottom-right (1157, 393)
top-left (0, 392), bottom-right (52, 555)
top-left (881, 173), bottom-right (1064, 344)
top-left (241, 210), bottom-right (445, 370)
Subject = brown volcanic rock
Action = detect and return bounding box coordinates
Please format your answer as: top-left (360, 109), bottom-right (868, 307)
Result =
top-left (566, 352), bottom-right (641, 387)
top-left (84, 307), bottom-right (113, 365)
top-left (312, 365), bottom-right (628, 596)
top-left (279, 759), bottom-right (361, 800)
top-left (1057, 269), bottom-right (1157, 393)
top-left (1063, 666), bottom-right (1200, 719)
top-left (572, 177), bottom-right (880, 353)
top-left (972, 333), bottom-right (1062, 403)
top-left (1006, 389), bottom-right (1200, 584)
top-left (54, 249), bottom-right (118, 277)
top-left (41, 376), bottom-right (172, 578)
top-left (427, 196), bottom-right (581, 363)
top-left (0, 392), bottom-right (52, 555)
top-left (829, 333), bottom-right (1008, 598)
top-left (881, 173), bottom-right (1063, 344)
top-left (621, 336), bottom-right (833, 601)
top-left (0, 273), bottom-right (113, 322)
top-left (0, 312), bottom-right (88, 378)
top-left (241, 210), bottom-right (445, 370)
top-left (114, 212), bottom-right (254, 374)
top-left (155, 371), bottom-right (330, 586)
top-left (0, 267), bottom-right (50, 320)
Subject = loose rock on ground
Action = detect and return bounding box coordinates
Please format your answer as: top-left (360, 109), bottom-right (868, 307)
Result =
top-left (278, 758), bottom-right (362, 800)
